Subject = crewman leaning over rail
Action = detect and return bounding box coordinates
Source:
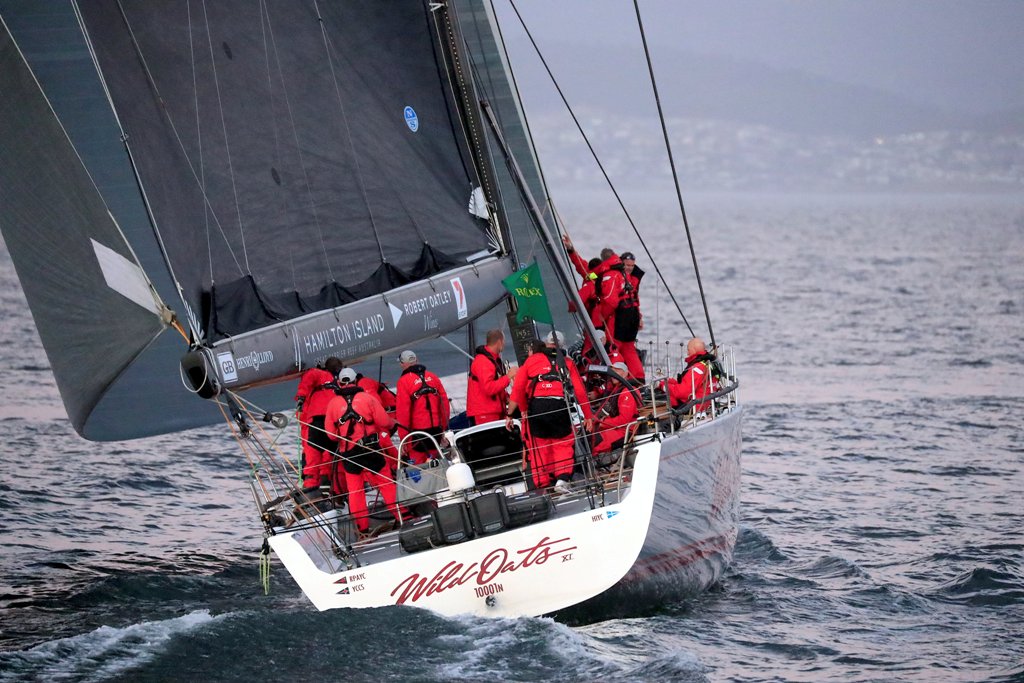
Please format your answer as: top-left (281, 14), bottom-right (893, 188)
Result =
top-left (664, 337), bottom-right (718, 413)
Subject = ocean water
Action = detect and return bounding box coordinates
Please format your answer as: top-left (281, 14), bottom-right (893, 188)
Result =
top-left (1, 193), bottom-right (1022, 682)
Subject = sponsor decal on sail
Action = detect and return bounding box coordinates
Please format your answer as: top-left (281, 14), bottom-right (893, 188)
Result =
top-left (451, 277), bottom-right (468, 319)
top-left (404, 105), bottom-right (419, 132)
top-left (302, 315), bottom-right (386, 356)
top-left (234, 350), bottom-right (275, 373)
top-left (217, 352), bottom-right (238, 383)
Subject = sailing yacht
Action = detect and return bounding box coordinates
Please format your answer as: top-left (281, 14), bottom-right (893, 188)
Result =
top-left (0, 0), bottom-right (741, 618)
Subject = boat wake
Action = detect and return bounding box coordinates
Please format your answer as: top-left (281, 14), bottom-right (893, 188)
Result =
top-left (0, 610), bottom-right (222, 683)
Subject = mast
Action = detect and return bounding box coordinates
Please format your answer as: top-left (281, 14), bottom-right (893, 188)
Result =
top-left (479, 101), bottom-right (611, 367)
top-left (434, 1), bottom-right (517, 265)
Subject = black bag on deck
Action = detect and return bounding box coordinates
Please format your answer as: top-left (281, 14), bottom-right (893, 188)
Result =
top-left (506, 490), bottom-right (554, 528)
top-left (431, 503), bottom-right (475, 544)
top-left (469, 490), bottom-right (510, 536)
top-left (398, 516), bottom-right (438, 554)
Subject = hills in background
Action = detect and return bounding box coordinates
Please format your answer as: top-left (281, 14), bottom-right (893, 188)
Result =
top-left (515, 43), bottom-right (1023, 140)
top-left (493, 1), bottom-right (1024, 193)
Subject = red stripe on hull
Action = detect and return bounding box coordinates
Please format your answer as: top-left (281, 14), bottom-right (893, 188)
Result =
top-left (625, 531), bottom-right (734, 582)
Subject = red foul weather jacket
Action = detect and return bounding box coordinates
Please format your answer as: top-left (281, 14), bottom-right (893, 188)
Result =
top-left (511, 351), bottom-right (593, 420)
top-left (324, 388), bottom-right (394, 450)
top-left (466, 346), bottom-right (510, 419)
top-left (395, 364), bottom-right (450, 440)
top-left (294, 368), bottom-right (336, 419)
top-left (666, 352), bottom-right (716, 412)
top-left (595, 255), bottom-right (625, 331)
top-left (593, 383), bottom-right (639, 450)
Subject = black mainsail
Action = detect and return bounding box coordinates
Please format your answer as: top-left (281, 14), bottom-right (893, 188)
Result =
top-left (77, 0), bottom-right (496, 340)
top-left (2, 0), bottom-right (584, 439)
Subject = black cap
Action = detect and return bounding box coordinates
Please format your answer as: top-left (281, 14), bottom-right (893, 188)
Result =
top-left (620, 251), bottom-right (635, 260)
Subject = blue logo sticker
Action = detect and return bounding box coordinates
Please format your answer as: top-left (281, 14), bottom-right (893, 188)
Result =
top-left (606, 511), bottom-right (619, 519)
top-left (404, 106), bottom-right (419, 132)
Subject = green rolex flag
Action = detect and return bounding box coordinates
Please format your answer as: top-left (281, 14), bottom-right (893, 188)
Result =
top-left (502, 262), bottom-right (553, 324)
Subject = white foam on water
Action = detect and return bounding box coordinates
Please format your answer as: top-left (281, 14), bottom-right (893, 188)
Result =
top-left (433, 613), bottom-right (620, 679)
top-left (0, 610), bottom-right (223, 682)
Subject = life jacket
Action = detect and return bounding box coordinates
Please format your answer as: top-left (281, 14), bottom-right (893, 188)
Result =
top-left (676, 352), bottom-right (720, 384)
top-left (614, 265), bottom-right (644, 343)
top-left (597, 385), bottom-right (625, 420)
top-left (526, 351), bottom-right (573, 439)
top-left (408, 366), bottom-right (441, 426)
top-left (334, 386), bottom-right (386, 474)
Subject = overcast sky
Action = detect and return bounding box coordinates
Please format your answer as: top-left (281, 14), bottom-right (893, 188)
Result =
top-left (494, 0), bottom-right (1024, 116)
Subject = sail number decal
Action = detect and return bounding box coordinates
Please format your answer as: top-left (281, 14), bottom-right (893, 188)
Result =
top-left (404, 106), bottom-right (419, 132)
top-left (390, 535), bottom-right (577, 605)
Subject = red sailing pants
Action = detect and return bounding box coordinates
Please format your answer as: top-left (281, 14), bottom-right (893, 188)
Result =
top-left (301, 415), bottom-right (338, 488)
top-left (344, 465), bottom-right (405, 532)
top-left (527, 433), bottom-right (576, 489)
top-left (614, 339), bottom-right (645, 380)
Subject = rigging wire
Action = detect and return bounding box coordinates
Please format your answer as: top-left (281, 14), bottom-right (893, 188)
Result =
top-left (488, 0), bottom-right (565, 251)
top-left (311, 0), bottom-right (386, 263)
top-left (186, 0), bottom-right (214, 291)
top-left (93, 0), bottom-right (246, 292)
top-left (200, 0), bottom-right (251, 273)
top-left (505, 0), bottom-right (696, 339)
top-left (631, 0), bottom-right (715, 348)
top-left (261, 1), bottom-right (337, 283)
top-left (72, 1), bottom-right (217, 343)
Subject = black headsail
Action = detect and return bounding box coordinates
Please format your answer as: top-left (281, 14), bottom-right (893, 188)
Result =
top-left (0, 16), bottom-right (168, 437)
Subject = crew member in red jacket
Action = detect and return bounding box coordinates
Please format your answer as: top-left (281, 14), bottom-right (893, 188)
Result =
top-left (356, 372), bottom-right (397, 412)
top-left (507, 332), bottom-right (593, 492)
top-left (561, 234), bottom-right (604, 328)
top-left (325, 369), bottom-right (404, 536)
top-left (665, 338), bottom-right (717, 414)
top-left (594, 252), bottom-right (625, 338)
top-left (592, 361), bottom-right (639, 456)
top-left (395, 350), bottom-right (450, 464)
top-left (294, 357), bottom-right (343, 489)
top-left (466, 329), bottom-right (517, 426)
top-left (613, 251), bottom-right (646, 380)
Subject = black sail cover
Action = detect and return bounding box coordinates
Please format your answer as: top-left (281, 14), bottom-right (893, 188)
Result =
top-left (77, 0), bottom-right (492, 340)
top-left (0, 20), bottom-right (167, 435)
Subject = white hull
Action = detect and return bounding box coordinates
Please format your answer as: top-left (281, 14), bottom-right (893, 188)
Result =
top-left (268, 407), bottom-right (743, 618)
